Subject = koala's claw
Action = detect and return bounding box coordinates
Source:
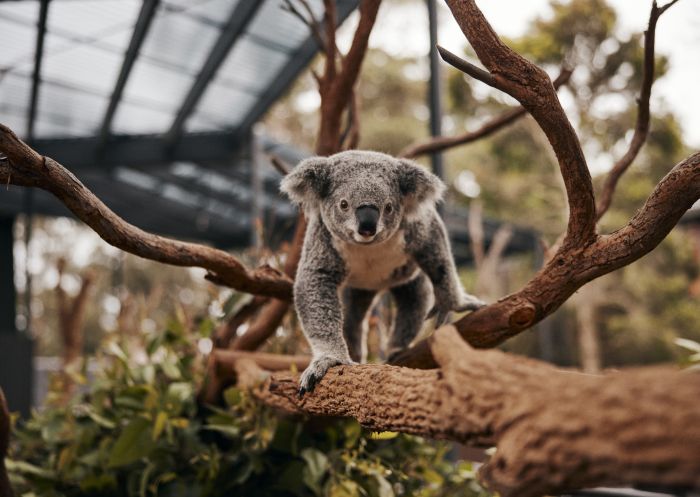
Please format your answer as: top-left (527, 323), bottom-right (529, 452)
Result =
top-left (298, 355), bottom-right (355, 397)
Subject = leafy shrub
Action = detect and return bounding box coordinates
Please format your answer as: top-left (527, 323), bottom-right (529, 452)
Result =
top-left (8, 316), bottom-right (489, 497)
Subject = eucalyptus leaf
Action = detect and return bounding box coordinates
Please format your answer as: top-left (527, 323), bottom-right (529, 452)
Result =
top-left (108, 418), bottom-right (156, 468)
top-left (301, 447), bottom-right (329, 495)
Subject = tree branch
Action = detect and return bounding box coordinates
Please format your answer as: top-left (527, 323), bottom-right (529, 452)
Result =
top-left (443, 0), bottom-right (597, 246)
top-left (0, 124), bottom-right (293, 300)
top-left (249, 326), bottom-right (700, 497)
top-left (387, 0), bottom-right (697, 369)
top-left (282, 0), bottom-right (327, 53)
top-left (393, 151), bottom-right (700, 368)
top-left (214, 296), bottom-right (267, 348)
top-left (399, 66), bottom-right (572, 159)
top-left (436, 45), bottom-right (496, 87)
top-left (595, 0), bottom-right (678, 221)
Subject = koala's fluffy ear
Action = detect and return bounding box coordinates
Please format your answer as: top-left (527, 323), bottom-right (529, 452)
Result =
top-left (280, 156), bottom-right (331, 209)
top-left (397, 159), bottom-right (445, 210)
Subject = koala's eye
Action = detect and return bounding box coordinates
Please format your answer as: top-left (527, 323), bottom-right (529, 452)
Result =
top-left (340, 199), bottom-right (349, 210)
top-left (385, 203), bottom-right (393, 214)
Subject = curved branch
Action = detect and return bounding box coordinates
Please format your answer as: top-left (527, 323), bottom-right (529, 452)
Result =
top-left (399, 67), bottom-right (572, 159)
top-left (443, 0), bottom-right (596, 245)
top-left (393, 152), bottom-right (700, 367)
top-left (248, 327), bottom-right (700, 497)
top-left (596, 0), bottom-right (677, 220)
top-left (0, 124), bottom-right (293, 300)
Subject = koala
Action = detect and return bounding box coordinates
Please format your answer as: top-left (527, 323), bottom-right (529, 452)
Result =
top-left (280, 150), bottom-right (485, 396)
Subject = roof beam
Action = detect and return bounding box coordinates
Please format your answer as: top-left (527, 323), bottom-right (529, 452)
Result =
top-left (233, 0), bottom-right (359, 136)
top-left (98, 0), bottom-right (160, 146)
top-left (31, 131), bottom-right (245, 171)
top-left (165, 0), bottom-right (263, 145)
top-left (26, 0), bottom-right (49, 141)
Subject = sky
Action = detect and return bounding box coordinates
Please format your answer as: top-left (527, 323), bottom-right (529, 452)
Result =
top-left (356, 0), bottom-right (700, 153)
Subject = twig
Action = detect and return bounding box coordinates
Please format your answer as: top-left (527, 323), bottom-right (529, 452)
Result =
top-left (268, 154), bottom-right (292, 176)
top-left (282, 0), bottom-right (327, 51)
top-left (437, 45), bottom-right (496, 88)
top-left (399, 67), bottom-right (572, 159)
top-left (595, 0), bottom-right (679, 221)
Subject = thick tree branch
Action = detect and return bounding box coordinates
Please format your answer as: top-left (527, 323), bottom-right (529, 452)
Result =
top-left (245, 327), bottom-right (700, 497)
top-left (0, 124), bottom-right (293, 300)
top-left (332, 0), bottom-right (381, 116)
top-left (443, 0), bottom-right (597, 246)
top-left (317, 0), bottom-right (381, 155)
top-left (393, 151), bottom-right (700, 368)
top-left (596, 0), bottom-right (677, 221)
top-left (389, 0), bottom-right (695, 368)
top-left (399, 66), bottom-right (572, 159)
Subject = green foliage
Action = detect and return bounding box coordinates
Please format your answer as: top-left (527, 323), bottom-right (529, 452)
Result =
top-left (8, 319), bottom-right (489, 497)
top-left (675, 338), bottom-right (700, 371)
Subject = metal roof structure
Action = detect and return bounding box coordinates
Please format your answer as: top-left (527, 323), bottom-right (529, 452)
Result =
top-left (0, 0), bottom-right (359, 247)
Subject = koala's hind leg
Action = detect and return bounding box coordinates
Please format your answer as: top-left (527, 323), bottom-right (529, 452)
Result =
top-left (342, 287), bottom-right (376, 362)
top-left (387, 273), bottom-right (432, 359)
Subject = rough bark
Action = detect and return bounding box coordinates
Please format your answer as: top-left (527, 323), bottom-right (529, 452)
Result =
top-left (0, 388), bottom-right (12, 497)
top-left (245, 326), bottom-right (700, 497)
top-left (0, 125), bottom-right (293, 300)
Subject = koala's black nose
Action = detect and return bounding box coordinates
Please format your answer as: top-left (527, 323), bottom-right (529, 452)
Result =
top-left (356, 205), bottom-right (379, 237)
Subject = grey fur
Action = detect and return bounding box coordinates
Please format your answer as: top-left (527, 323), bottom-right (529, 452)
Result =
top-left (280, 150), bottom-right (484, 395)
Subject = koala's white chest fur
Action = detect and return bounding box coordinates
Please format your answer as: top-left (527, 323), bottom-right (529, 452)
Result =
top-left (333, 230), bottom-right (418, 290)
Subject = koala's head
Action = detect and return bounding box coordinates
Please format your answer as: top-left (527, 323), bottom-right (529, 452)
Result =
top-left (280, 150), bottom-right (444, 245)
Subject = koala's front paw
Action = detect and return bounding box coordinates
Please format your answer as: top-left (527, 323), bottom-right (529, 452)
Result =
top-left (427, 294), bottom-right (486, 327)
top-left (298, 355), bottom-right (355, 398)
top-left (455, 294), bottom-right (487, 312)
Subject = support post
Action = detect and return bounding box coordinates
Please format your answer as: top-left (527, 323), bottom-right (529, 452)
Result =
top-left (426, 0), bottom-right (444, 181)
top-left (0, 218), bottom-right (16, 334)
top-left (0, 217), bottom-right (33, 417)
